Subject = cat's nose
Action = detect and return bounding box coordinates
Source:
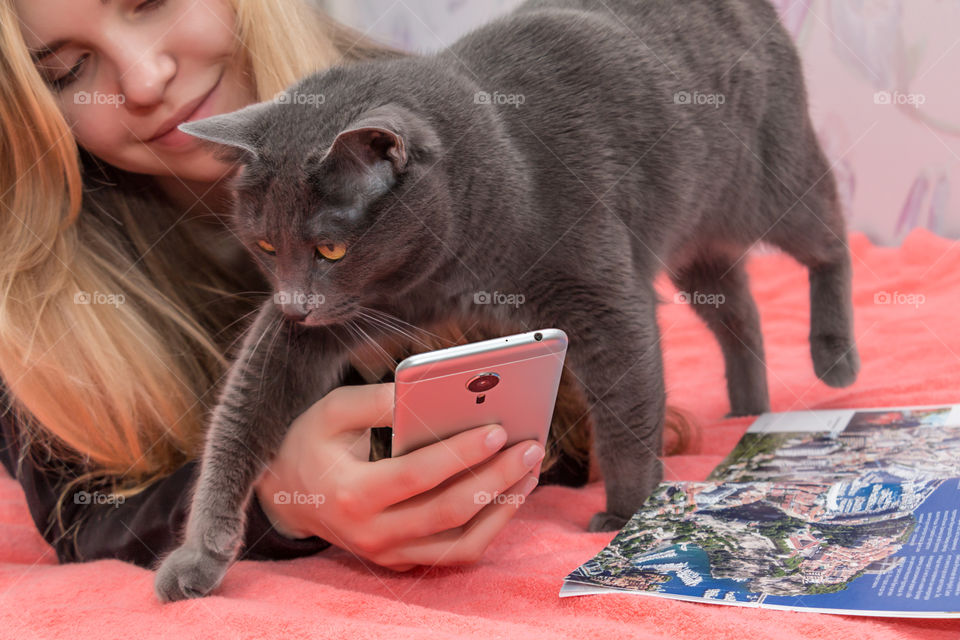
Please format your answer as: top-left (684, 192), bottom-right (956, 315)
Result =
top-left (282, 309), bottom-right (310, 323)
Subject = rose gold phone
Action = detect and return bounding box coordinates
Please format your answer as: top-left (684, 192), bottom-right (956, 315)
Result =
top-left (391, 328), bottom-right (568, 476)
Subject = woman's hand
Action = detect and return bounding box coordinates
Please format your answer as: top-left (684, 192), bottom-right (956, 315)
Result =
top-left (253, 383), bottom-right (543, 571)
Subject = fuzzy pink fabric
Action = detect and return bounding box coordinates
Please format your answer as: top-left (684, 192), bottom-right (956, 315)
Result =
top-left (2, 230), bottom-right (959, 639)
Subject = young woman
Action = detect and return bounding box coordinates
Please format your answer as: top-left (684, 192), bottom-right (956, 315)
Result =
top-left (0, 0), bottom-right (596, 573)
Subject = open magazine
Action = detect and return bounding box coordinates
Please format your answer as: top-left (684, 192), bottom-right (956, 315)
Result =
top-left (560, 404), bottom-right (960, 618)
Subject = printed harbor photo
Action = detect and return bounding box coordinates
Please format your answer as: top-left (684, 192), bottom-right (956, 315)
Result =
top-left (563, 404), bottom-right (960, 617)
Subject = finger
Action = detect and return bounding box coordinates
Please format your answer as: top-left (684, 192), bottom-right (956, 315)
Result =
top-left (311, 382), bottom-right (395, 436)
top-left (356, 422), bottom-right (512, 509)
top-left (375, 473), bottom-right (539, 569)
top-left (373, 438), bottom-right (544, 540)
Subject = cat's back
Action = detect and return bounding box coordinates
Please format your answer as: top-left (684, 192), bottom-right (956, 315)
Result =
top-left (445, 0), bottom-right (793, 87)
top-left (421, 0), bottom-right (811, 259)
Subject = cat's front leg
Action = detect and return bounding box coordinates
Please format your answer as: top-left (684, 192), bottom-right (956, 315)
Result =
top-left (154, 302), bottom-right (345, 602)
top-left (536, 284), bottom-right (666, 533)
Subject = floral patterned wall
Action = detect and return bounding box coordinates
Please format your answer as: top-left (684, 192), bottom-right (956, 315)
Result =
top-left (321, 0), bottom-right (960, 245)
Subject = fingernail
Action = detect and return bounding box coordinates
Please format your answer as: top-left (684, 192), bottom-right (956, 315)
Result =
top-left (523, 444), bottom-right (545, 467)
top-left (521, 475), bottom-right (539, 497)
top-left (485, 426), bottom-right (507, 450)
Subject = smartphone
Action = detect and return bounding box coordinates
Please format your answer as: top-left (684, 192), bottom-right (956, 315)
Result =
top-left (391, 328), bottom-right (568, 477)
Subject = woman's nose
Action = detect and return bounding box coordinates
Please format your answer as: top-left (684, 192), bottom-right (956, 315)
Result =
top-left (115, 47), bottom-right (176, 107)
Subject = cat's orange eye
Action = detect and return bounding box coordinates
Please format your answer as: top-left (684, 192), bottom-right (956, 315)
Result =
top-left (257, 240), bottom-right (276, 255)
top-left (317, 242), bottom-right (347, 262)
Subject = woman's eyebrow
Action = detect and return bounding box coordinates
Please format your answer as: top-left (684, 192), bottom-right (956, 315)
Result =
top-left (28, 0), bottom-right (111, 62)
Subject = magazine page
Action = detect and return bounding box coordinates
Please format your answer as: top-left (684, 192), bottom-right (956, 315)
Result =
top-left (561, 478), bottom-right (960, 617)
top-left (709, 404), bottom-right (960, 484)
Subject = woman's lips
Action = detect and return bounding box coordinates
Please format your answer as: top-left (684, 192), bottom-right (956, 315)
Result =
top-left (148, 75), bottom-right (222, 150)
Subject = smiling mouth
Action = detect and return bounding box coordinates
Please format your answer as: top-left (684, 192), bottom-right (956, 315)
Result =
top-left (145, 72), bottom-right (223, 143)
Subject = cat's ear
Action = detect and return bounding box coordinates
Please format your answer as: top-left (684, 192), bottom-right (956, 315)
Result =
top-left (323, 127), bottom-right (407, 173)
top-left (319, 108), bottom-right (410, 174)
top-left (177, 101), bottom-right (272, 160)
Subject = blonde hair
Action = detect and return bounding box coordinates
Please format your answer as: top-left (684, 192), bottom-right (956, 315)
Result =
top-left (0, 0), bottom-right (407, 547)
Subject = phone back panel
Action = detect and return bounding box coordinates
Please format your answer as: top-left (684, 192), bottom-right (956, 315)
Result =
top-left (392, 329), bottom-right (567, 457)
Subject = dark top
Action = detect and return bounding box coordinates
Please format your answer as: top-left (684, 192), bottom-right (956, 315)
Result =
top-left (0, 383), bottom-right (333, 569)
top-left (0, 368), bottom-right (587, 570)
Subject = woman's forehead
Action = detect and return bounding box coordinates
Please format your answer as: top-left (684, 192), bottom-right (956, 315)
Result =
top-left (14, 0), bottom-right (111, 54)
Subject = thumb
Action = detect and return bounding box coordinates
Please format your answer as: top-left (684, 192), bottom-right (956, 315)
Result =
top-left (313, 382), bottom-right (395, 436)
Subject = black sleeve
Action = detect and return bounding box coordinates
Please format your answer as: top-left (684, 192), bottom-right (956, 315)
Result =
top-left (0, 384), bottom-right (331, 569)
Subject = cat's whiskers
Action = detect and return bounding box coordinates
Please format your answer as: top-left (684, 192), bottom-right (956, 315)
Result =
top-left (358, 306), bottom-right (455, 348)
top-left (351, 318), bottom-right (399, 370)
top-left (339, 320), bottom-right (363, 358)
top-left (343, 320), bottom-right (383, 367)
top-left (359, 313), bottom-right (440, 354)
top-left (377, 311), bottom-right (456, 346)
top-left (356, 310), bottom-right (434, 353)
top-left (341, 320), bottom-right (394, 379)
top-left (254, 312), bottom-right (286, 405)
top-left (215, 304), bottom-right (267, 344)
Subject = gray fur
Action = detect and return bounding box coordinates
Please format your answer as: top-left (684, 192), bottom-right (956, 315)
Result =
top-left (154, 0), bottom-right (859, 601)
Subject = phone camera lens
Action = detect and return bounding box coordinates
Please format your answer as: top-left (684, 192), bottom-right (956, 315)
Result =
top-left (466, 372), bottom-right (500, 393)
top-left (534, 332), bottom-right (543, 341)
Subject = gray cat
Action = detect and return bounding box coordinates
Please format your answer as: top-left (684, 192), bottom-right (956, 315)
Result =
top-left (154, 0), bottom-right (860, 601)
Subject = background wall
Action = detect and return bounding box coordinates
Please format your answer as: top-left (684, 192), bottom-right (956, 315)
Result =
top-left (321, 0), bottom-right (960, 245)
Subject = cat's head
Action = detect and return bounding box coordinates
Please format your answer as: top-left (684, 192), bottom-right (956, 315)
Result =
top-left (178, 74), bottom-right (452, 327)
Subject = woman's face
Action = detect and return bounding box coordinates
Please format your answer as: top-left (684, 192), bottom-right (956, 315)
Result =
top-left (14, 0), bottom-right (255, 184)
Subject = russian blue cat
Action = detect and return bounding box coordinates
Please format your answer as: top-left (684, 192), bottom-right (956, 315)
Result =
top-left (154, 0), bottom-right (860, 601)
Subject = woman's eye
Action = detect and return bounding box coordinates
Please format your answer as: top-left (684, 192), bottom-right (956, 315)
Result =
top-left (257, 240), bottom-right (277, 255)
top-left (45, 0), bottom-right (166, 92)
top-left (49, 53), bottom-right (89, 92)
top-left (136, 0), bottom-right (165, 13)
top-left (316, 243), bottom-right (347, 262)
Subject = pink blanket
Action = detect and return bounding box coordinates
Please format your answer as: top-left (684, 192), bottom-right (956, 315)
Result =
top-left (2, 230), bottom-right (960, 639)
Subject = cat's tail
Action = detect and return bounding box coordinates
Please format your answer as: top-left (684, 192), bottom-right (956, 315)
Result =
top-left (583, 404), bottom-right (703, 483)
top-left (661, 405), bottom-right (702, 456)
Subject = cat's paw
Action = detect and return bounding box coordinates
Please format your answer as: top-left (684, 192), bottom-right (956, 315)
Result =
top-left (154, 544), bottom-right (231, 603)
top-left (811, 335), bottom-right (860, 388)
top-left (588, 511), bottom-right (630, 532)
top-left (725, 401), bottom-right (770, 419)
